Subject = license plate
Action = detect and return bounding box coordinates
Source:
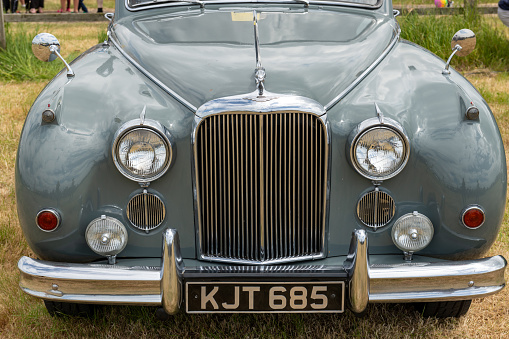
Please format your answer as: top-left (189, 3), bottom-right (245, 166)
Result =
top-left (185, 281), bottom-right (345, 313)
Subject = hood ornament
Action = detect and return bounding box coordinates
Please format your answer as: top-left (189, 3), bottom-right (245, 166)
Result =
top-left (253, 10), bottom-right (266, 96)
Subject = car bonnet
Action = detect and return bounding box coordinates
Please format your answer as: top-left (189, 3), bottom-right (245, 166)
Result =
top-left (112, 7), bottom-right (397, 111)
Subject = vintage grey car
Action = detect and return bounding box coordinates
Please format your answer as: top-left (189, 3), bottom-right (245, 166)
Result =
top-left (17, 0), bottom-right (507, 318)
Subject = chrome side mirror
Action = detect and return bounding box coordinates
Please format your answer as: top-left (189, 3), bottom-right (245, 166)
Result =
top-left (32, 33), bottom-right (75, 78)
top-left (443, 29), bottom-right (476, 75)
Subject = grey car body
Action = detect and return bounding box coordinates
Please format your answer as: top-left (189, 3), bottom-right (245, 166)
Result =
top-left (17, 0), bottom-right (507, 317)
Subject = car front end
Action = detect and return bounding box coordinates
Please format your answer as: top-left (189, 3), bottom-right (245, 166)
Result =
top-left (17, 0), bottom-right (507, 317)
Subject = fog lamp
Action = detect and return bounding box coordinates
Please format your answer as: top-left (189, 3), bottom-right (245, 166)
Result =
top-left (391, 211), bottom-right (434, 252)
top-left (86, 215), bottom-right (127, 263)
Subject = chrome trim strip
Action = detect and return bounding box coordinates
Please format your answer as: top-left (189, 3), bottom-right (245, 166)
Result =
top-left (369, 255), bottom-right (507, 302)
top-left (324, 28), bottom-right (400, 111)
top-left (199, 253), bottom-right (326, 265)
top-left (344, 229), bottom-right (369, 314)
top-left (108, 34), bottom-right (197, 113)
top-left (161, 229), bottom-right (184, 314)
top-left (195, 91), bottom-right (326, 118)
top-left (125, 0), bottom-right (384, 12)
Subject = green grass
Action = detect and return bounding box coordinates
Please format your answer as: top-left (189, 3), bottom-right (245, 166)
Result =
top-left (0, 25), bottom-right (76, 81)
top-left (0, 23), bottom-right (108, 81)
top-left (397, 9), bottom-right (509, 71)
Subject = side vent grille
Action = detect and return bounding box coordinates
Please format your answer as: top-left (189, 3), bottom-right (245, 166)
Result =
top-left (356, 189), bottom-right (395, 229)
top-left (126, 191), bottom-right (165, 232)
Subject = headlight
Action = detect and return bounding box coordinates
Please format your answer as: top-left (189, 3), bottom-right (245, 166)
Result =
top-left (391, 212), bottom-right (434, 252)
top-left (113, 119), bottom-right (173, 183)
top-left (348, 117), bottom-right (409, 181)
top-left (85, 215), bottom-right (128, 257)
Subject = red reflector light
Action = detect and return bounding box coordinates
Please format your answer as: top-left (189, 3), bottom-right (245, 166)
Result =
top-left (36, 210), bottom-right (60, 231)
top-left (462, 207), bottom-right (485, 229)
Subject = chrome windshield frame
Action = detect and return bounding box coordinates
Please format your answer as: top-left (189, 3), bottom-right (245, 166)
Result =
top-left (125, 0), bottom-right (384, 12)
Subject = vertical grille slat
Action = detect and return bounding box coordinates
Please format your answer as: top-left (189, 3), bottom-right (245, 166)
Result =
top-left (196, 112), bottom-right (327, 263)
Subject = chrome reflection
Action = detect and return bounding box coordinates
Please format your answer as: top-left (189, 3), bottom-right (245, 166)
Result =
top-left (195, 90), bottom-right (325, 118)
top-left (347, 115), bottom-right (410, 181)
top-left (194, 111), bottom-right (328, 264)
top-left (112, 117), bottom-right (174, 184)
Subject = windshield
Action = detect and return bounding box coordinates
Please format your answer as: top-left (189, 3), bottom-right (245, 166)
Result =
top-left (127, 0), bottom-right (381, 10)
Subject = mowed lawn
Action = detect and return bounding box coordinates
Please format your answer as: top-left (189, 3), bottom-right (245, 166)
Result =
top-left (0, 22), bottom-right (508, 338)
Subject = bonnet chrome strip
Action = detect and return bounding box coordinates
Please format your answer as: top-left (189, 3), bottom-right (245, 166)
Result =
top-left (109, 33), bottom-right (198, 113)
top-left (324, 28), bottom-right (400, 112)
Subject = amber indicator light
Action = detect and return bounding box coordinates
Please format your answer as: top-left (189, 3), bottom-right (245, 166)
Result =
top-left (37, 211), bottom-right (59, 231)
top-left (463, 208), bottom-right (484, 229)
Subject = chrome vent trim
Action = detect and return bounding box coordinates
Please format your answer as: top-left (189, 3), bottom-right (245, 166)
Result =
top-left (126, 191), bottom-right (166, 232)
top-left (356, 189), bottom-right (395, 229)
top-left (194, 112), bottom-right (328, 264)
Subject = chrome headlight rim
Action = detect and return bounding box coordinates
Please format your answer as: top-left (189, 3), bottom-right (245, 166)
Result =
top-left (112, 119), bottom-right (174, 183)
top-left (348, 117), bottom-right (410, 181)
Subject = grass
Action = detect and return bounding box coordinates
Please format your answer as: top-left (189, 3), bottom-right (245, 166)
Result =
top-left (0, 22), bottom-right (108, 81)
top-left (397, 9), bottom-right (509, 71)
top-left (0, 12), bottom-right (509, 339)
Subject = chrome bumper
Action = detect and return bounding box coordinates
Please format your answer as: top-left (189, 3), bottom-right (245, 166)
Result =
top-left (18, 229), bottom-right (507, 314)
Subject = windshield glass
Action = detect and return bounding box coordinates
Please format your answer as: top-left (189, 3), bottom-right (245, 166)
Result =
top-left (127, 0), bottom-right (381, 9)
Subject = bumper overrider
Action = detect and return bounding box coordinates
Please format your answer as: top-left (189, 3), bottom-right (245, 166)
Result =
top-left (18, 229), bottom-right (506, 314)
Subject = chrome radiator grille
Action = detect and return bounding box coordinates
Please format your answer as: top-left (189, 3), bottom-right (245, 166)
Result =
top-left (194, 112), bottom-right (327, 264)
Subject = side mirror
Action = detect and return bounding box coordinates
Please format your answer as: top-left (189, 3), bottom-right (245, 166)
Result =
top-left (32, 33), bottom-right (60, 62)
top-left (451, 29), bottom-right (476, 57)
top-left (443, 29), bottom-right (476, 75)
top-left (32, 33), bottom-right (74, 78)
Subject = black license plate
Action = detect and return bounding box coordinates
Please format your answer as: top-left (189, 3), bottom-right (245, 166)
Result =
top-left (185, 281), bottom-right (345, 313)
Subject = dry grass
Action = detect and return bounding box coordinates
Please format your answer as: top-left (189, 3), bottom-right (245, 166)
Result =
top-left (0, 23), bottom-right (508, 338)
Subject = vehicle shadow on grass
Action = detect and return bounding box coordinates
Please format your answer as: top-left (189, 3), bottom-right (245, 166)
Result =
top-left (33, 303), bottom-right (459, 338)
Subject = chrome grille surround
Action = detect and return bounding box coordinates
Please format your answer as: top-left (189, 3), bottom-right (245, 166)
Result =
top-left (356, 188), bottom-right (395, 229)
top-left (126, 190), bottom-right (166, 232)
top-left (193, 92), bottom-right (328, 265)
